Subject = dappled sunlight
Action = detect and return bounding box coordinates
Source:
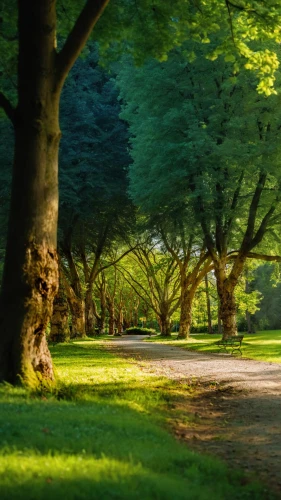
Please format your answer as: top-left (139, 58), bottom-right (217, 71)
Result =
top-left (0, 341), bottom-right (267, 498)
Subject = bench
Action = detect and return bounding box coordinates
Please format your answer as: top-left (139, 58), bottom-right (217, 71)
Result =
top-left (215, 334), bottom-right (244, 355)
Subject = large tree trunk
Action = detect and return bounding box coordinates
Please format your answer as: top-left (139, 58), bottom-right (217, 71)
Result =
top-left (215, 255), bottom-right (247, 339)
top-left (218, 287), bottom-right (237, 339)
top-left (61, 268), bottom-right (86, 338)
top-left (215, 261), bottom-right (237, 339)
top-left (178, 287), bottom-right (194, 339)
top-left (68, 297), bottom-right (86, 338)
top-left (159, 313), bottom-right (171, 337)
top-left (49, 281), bottom-right (70, 343)
top-left (0, 3), bottom-right (60, 385)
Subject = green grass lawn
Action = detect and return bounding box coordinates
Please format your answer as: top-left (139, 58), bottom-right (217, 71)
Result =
top-left (146, 330), bottom-right (281, 363)
top-left (0, 340), bottom-right (272, 499)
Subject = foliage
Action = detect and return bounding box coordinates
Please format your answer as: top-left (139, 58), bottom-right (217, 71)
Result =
top-left (118, 42), bottom-right (281, 241)
top-left (0, 340), bottom-right (265, 498)
top-left (59, 44), bottom-right (134, 254)
top-left (125, 326), bottom-right (156, 335)
top-left (252, 263), bottom-right (281, 330)
top-left (2, 1), bottom-right (281, 107)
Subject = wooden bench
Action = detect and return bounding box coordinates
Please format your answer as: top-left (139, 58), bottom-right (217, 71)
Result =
top-left (215, 334), bottom-right (244, 355)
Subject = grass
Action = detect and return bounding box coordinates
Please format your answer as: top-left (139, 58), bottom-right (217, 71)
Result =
top-left (146, 330), bottom-right (281, 363)
top-left (0, 340), bottom-right (273, 499)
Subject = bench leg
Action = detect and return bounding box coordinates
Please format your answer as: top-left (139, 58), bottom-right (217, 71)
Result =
top-left (231, 346), bottom-right (242, 356)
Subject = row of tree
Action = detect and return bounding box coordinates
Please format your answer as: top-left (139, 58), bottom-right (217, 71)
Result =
top-left (117, 40), bottom-right (281, 338)
top-left (1, 1), bottom-right (281, 385)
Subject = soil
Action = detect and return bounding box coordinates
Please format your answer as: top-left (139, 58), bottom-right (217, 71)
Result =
top-left (106, 335), bottom-right (281, 497)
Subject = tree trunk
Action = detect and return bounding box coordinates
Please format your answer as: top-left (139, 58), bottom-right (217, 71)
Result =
top-left (85, 287), bottom-right (95, 335)
top-left (68, 297), bottom-right (86, 338)
top-left (178, 287), bottom-right (194, 339)
top-left (108, 301), bottom-right (115, 336)
top-left (0, 3), bottom-right (60, 385)
top-left (49, 282), bottom-right (70, 343)
top-left (205, 274), bottom-right (213, 334)
top-left (215, 261), bottom-right (237, 339)
top-left (215, 255), bottom-right (247, 339)
top-left (116, 309), bottom-right (124, 334)
top-left (61, 269), bottom-right (86, 338)
top-left (219, 288), bottom-right (237, 338)
top-left (96, 281), bottom-right (107, 334)
top-left (159, 314), bottom-right (171, 337)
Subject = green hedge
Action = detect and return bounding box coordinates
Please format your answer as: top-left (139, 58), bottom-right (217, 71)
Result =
top-left (125, 327), bottom-right (156, 335)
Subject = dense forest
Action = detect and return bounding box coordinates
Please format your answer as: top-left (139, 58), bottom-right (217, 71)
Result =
top-left (1, 1), bottom-right (281, 385)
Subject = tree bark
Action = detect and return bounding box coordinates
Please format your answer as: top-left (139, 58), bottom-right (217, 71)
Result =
top-left (99, 293), bottom-right (107, 334)
top-left (61, 271), bottom-right (86, 338)
top-left (159, 313), bottom-right (171, 337)
top-left (49, 281), bottom-right (70, 343)
top-left (116, 308), bottom-right (124, 334)
top-left (107, 300), bottom-right (115, 336)
top-left (215, 261), bottom-right (237, 339)
top-left (178, 288), bottom-right (193, 339)
top-left (0, 2), bottom-right (60, 385)
top-left (68, 297), bottom-right (86, 339)
top-left (85, 287), bottom-right (95, 335)
top-left (218, 287), bottom-right (237, 338)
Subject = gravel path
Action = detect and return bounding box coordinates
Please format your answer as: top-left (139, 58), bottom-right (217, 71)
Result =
top-left (106, 335), bottom-right (281, 496)
top-left (107, 335), bottom-right (281, 393)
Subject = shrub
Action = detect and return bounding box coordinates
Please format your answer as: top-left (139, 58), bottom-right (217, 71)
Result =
top-left (125, 327), bottom-right (156, 335)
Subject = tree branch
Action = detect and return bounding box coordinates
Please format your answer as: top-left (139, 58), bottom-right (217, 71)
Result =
top-left (56, 0), bottom-right (110, 88)
top-left (241, 172), bottom-right (267, 251)
top-left (227, 250), bottom-right (281, 262)
top-left (250, 204), bottom-right (277, 249)
top-left (0, 92), bottom-right (15, 124)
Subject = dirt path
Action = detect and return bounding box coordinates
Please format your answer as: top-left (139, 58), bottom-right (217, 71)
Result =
top-left (106, 335), bottom-right (281, 497)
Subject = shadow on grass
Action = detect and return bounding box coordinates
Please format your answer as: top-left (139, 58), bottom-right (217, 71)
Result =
top-left (0, 341), bottom-right (271, 499)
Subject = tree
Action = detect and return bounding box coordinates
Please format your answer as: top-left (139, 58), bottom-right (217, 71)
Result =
top-left (120, 245), bottom-right (180, 336)
top-left (0, 1), bottom-right (111, 385)
top-left (156, 225), bottom-right (211, 338)
top-left (251, 262), bottom-right (281, 330)
top-left (58, 47), bottom-right (134, 336)
top-left (118, 41), bottom-right (281, 338)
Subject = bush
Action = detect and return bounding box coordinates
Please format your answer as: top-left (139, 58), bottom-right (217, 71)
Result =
top-left (125, 327), bottom-right (156, 335)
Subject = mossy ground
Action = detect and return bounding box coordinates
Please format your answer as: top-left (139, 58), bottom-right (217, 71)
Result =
top-left (0, 339), bottom-right (272, 499)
